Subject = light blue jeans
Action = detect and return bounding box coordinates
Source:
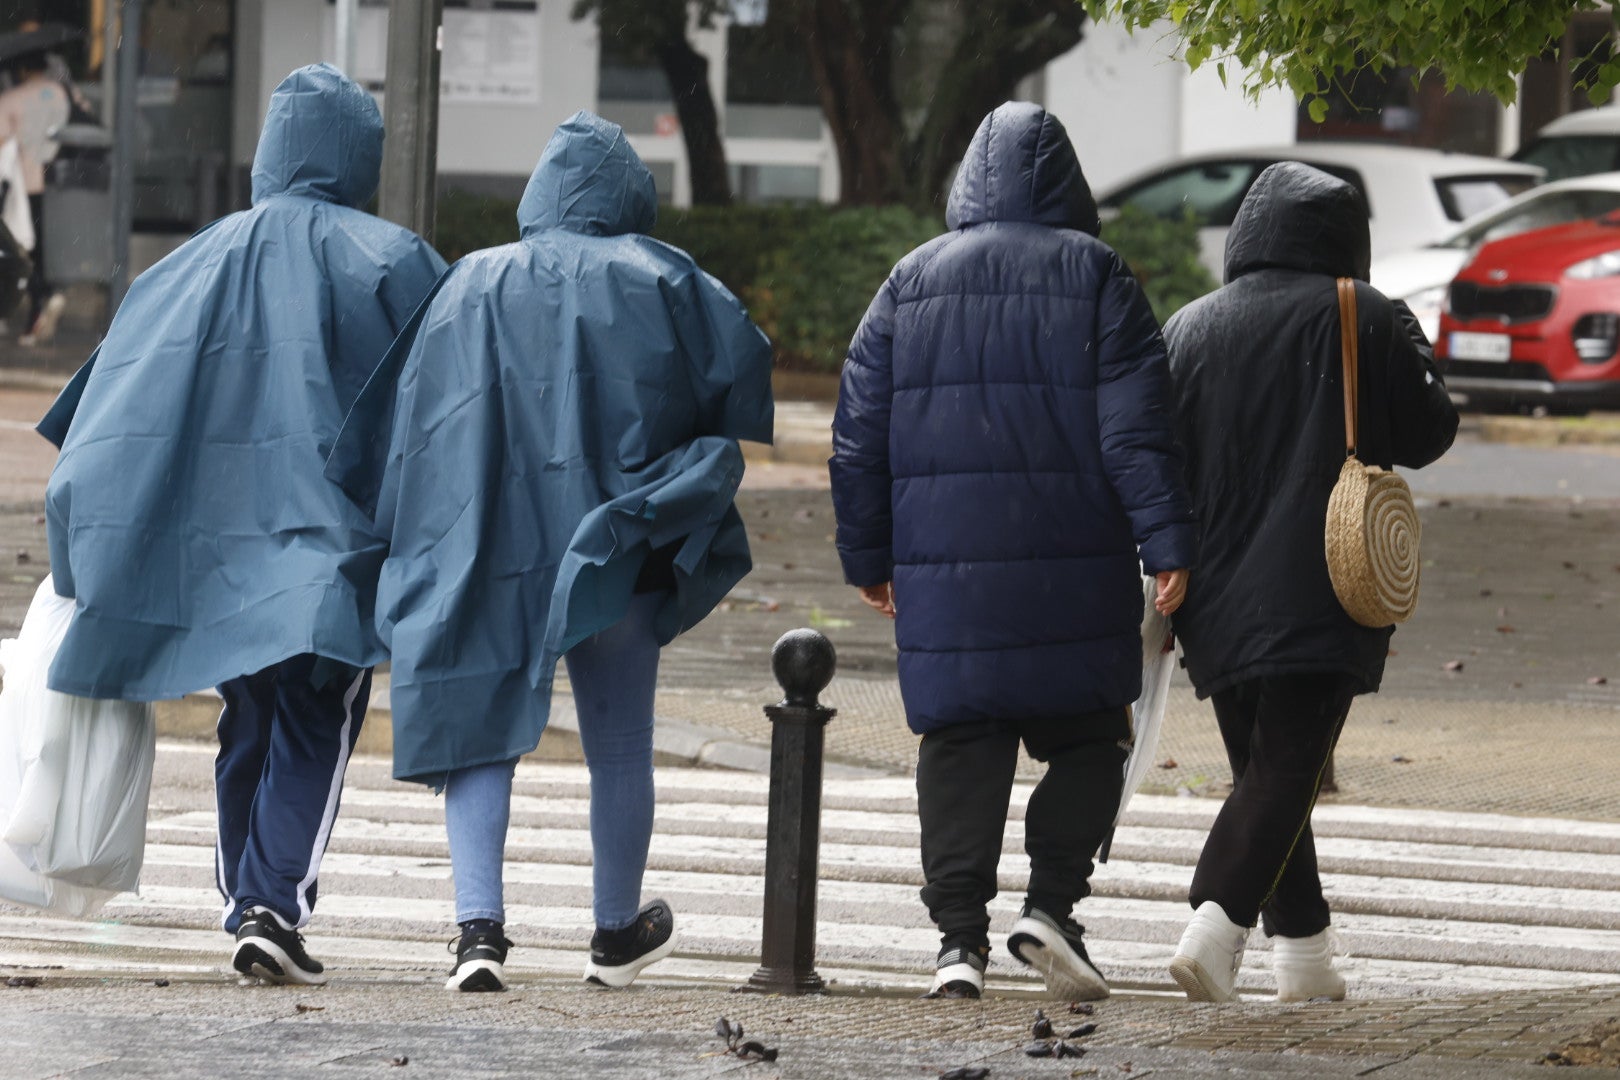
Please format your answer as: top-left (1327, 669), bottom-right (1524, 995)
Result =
top-left (443, 592), bottom-right (662, 930)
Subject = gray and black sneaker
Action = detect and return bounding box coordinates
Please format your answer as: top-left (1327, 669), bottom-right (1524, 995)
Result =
top-left (1007, 903), bottom-right (1109, 1001)
top-left (584, 899), bottom-right (676, 988)
top-left (446, 920), bottom-right (513, 992)
top-left (232, 906), bottom-right (328, 986)
top-left (924, 942), bottom-right (988, 999)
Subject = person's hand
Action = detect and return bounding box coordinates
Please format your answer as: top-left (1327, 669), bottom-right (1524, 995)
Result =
top-left (857, 582), bottom-right (895, 619)
top-left (1154, 569), bottom-right (1189, 616)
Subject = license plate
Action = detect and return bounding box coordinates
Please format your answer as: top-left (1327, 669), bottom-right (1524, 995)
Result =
top-left (1449, 331), bottom-right (1512, 362)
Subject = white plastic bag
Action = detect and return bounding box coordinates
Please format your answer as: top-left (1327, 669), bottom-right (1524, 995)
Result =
top-left (0, 576), bottom-right (156, 907)
top-left (1117, 574), bottom-right (1176, 827)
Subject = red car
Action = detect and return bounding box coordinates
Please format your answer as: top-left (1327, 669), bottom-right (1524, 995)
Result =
top-left (1437, 212), bottom-right (1620, 413)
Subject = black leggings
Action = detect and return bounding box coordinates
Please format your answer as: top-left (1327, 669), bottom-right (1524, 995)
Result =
top-left (916, 709), bottom-right (1130, 949)
top-left (1188, 673), bottom-right (1355, 938)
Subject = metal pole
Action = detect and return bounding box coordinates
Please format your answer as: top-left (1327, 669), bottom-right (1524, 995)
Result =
top-left (379, 0), bottom-right (443, 243)
top-left (742, 629), bottom-right (837, 996)
top-left (100, 0), bottom-right (118, 127)
top-left (335, 0), bottom-right (359, 77)
top-left (108, 0), bottom-right (142, 314)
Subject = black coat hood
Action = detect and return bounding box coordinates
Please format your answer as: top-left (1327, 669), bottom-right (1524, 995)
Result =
top-left (946, 102), bottom-right (1100, 234)
top-left (1223, 161), bottom-right (1372, 284)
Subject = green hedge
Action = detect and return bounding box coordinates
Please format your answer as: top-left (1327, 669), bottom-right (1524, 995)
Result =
top-left (432, 195), bottom-right (1215, 372)
top-left (1101, 205), bottom-right (1220, 325)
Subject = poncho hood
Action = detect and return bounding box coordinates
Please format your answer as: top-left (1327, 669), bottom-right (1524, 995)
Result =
top-left (946, 101), bottom-right (1100, 234)
top-left (518, 111), bottom-right (657, 238)
top-left (1224, 161), bottom-right (1372, 283)
top-left (251, 64), bottom-right (383, 208)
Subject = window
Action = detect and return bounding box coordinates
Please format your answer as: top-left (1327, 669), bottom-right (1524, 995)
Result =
top-left (728, 163), bottom-right (819, 204)
top-left (1513, 136), bottom-right (1620, 183)
top-left (1440, 188), bottom-right (1620, 249)
top-left (1102, 161), bottom-right (1261, 227)
top-left (597, 30), bottom-right (670, 103)
top-left (1434, 175), bottom-right (1541, 222)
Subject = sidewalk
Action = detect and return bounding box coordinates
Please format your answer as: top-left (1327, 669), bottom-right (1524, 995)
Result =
top-left (4, 977), bottom-right (1614, 1078)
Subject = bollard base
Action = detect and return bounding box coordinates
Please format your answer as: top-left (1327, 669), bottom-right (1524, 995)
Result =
top-left (738, 966), bottom-right (828, 996)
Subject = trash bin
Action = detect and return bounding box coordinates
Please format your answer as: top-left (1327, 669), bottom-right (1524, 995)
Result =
top-left (43, 123), bottom-right (114, 286)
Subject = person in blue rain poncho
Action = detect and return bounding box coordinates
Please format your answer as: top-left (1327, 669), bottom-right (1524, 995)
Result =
top-left (326, 111), bottom-right (773, 992)
top-left (36, 65), bottom-right (446, 985)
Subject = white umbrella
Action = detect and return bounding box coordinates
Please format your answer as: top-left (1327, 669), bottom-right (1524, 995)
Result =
top-left (1098, 574), bottom-right (1176, 861)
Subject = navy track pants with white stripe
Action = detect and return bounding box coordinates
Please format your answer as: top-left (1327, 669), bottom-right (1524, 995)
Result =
top-left (214, 655), bottom-right (370, 933)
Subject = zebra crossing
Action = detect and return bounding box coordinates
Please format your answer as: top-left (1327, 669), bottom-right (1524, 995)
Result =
top-left (2, 740), bottom-right (1618, 999)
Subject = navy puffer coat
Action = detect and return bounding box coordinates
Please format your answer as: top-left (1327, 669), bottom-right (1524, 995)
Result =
top-left (830, 102), bottom-right (1197, 735)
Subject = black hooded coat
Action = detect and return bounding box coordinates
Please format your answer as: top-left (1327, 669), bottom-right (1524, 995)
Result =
top-left (1163, 162), bottom-right (1459, 698)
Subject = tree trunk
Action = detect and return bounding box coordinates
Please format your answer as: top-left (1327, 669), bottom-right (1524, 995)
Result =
top-left (908, 2), bottom-right (1087, 206)
top-left (795, 0), bottom-right (908, 205)
top-left (656, 37), bottom-right (732, 206)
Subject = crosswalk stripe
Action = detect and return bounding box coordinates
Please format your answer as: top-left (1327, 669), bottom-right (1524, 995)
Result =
top-left (11, 748), bottom-right (1620, 999)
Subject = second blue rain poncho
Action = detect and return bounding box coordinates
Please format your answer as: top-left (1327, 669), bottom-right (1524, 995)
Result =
top-left (328, 112), bottom-right (774, 784)
top-left (37, 64), bottom-right (447, 699)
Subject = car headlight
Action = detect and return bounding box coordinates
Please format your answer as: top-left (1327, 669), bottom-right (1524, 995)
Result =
top-left (1566, 250), bottom-right (1620, 279)
top-left (1402, 285), bottom-right (1447, 344)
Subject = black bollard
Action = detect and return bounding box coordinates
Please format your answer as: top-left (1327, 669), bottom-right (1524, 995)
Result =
top-left (741, 628), bottom-right (837, 995)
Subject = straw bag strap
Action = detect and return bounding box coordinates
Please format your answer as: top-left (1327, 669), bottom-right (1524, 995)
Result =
top-left (1336, 276), bottom-right (1359, 458)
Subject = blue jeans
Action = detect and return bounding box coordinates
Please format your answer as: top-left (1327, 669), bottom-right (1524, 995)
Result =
top-left (443, 592), bottom-right (661, 930)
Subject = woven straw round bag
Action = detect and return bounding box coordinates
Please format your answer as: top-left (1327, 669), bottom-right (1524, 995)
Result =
top-left (1325, 278), bottom-right (1421, 628)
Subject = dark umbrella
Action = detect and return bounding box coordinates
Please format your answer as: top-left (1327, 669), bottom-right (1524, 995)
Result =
top-left (0, 23), bottom-right (84, 68)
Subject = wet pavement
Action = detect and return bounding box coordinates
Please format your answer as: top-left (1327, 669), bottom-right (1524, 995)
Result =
top-left (3, 977), bottom-right (1617, 1078)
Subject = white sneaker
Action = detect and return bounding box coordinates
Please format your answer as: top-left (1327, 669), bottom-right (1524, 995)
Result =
top-left (1273, 929), bottom-right (1347, 1002)
top-left (1168, 900), bottom-right (1249, 1003)
top-left (22, 293), bottom-right (66, 346)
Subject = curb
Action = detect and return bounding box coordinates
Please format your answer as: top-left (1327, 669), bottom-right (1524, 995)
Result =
top-left (741, 433), bottom-right (832, 469)
top-left (0, 367), bottom-right (71, 394)
top-left (153, 690), bottom-right (890, 780)
top-left (1474, 414), bottom-right (1620, 448)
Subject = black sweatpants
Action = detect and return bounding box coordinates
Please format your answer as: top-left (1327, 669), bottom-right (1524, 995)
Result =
top-left (1188, 673), bottom-right (1356, 938)
top-left (916, 709), bottom-right (1131, 949)
top-left (25, 193), bottom-right (47, 326)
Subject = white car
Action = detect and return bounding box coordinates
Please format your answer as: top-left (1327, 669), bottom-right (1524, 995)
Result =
top-left (1370, 172), bottom-right (1620, 342)
top-left (1513, 107), bottom-right (1620, 181)
top-left (1098, 143), bottom-right (1543, 281)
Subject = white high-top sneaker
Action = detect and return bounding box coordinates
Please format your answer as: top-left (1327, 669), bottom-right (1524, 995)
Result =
top-left (1272, 930), bottom-right (1347, 1002)
top-left (1168, 901), bottom-right (1249, 1003)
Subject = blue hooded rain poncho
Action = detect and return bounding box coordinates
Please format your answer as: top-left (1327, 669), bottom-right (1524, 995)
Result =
top-left (37, 64), bottom-right (447, 700)
top-left (327, 111), bottom-right (774, 785)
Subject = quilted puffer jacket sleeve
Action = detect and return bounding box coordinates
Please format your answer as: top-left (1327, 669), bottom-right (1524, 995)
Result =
top-left (1094, 256), bottom-right (1198, 576)
top-left (829, 276), bottom-right (898, 588)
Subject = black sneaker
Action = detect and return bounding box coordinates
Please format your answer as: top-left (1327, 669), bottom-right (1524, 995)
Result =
top-left (584, 899), bottom-right (676, 988)
top-left (924, 942), bottom-right (988, 999)
top-left (232, 907), bottom-right (328, 986)
top-left (445, 921), bottom-right (513, 992)
top-left (1007, 903), bottom-right (1109, 1001)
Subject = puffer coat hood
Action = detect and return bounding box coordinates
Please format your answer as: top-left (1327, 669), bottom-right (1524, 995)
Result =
top-left (519, 111), bottom-right (657, 238)
top-left (946, 101), bottom-right (1100, 234)
top-left (832, 104), bottom-right (1194, 735)
top-left (251, 64), bottom-right (383, 208)
top-left (1224, 161), bottom-right (1372, 284)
